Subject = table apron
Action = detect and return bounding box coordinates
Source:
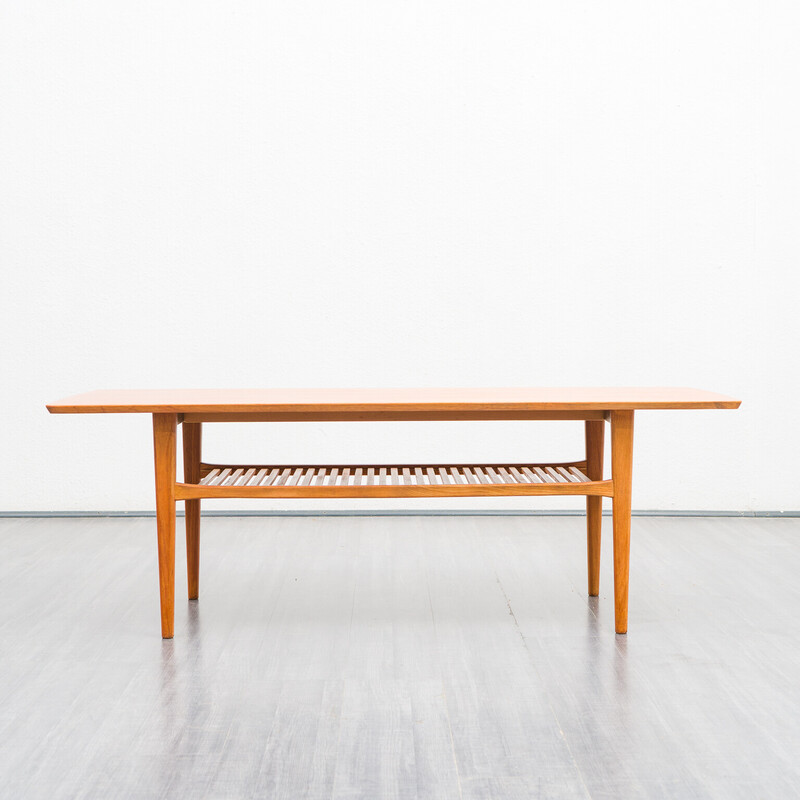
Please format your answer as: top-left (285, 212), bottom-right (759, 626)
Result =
top-left (178, 410), bottom-right (610, 423)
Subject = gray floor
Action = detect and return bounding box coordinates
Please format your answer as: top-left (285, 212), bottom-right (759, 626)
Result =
top-left (0, 516), bottom-right (798, 800)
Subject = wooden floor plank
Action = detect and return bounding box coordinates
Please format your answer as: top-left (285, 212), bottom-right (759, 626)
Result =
top-left (0, 517), bottom-right (798, 799)
top-left (331, 680), bottom-right (417, 800)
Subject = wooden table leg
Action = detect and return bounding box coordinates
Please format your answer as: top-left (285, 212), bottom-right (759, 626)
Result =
top-left (610, 410), bottom-right (634, 634)
top-left (585, 420), bottom-right (605, 596)
top-left (153, 413), bottom-right (177, 639)
top-left (183, 422), bottom-right (202, 600)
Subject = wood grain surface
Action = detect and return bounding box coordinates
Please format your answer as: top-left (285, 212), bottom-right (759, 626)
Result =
top-left (46, 387), bottom-right (741, 414)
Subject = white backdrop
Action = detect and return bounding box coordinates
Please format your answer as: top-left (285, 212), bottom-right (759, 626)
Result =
top-left (1, 1), bottom-right (797, 512)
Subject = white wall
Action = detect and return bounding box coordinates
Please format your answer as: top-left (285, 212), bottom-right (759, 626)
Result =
top-left (1, 1), bottom-right (797, 512)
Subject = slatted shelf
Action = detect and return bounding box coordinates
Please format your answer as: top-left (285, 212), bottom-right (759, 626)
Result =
top-left (199, 463), bottom-right (592, 487)
top-left (173, 462), bottom-right (614, 499)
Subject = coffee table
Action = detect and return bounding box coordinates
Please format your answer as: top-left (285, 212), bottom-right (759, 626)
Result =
top-left (47, 388), bottom-right (740, 637)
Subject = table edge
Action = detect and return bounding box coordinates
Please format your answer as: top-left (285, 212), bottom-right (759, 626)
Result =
top-left (46, 400), bottom-right (742, 413)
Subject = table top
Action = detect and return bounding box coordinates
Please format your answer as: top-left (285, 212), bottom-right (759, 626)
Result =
top-left (46, 388), bottom-right (740, 414)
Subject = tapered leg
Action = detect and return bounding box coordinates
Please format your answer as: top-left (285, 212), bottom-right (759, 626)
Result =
top-left (585, 420), bottom-right (605, 596)
top-left (610, 410), bottom-right (634, 634)
top-left (153, 413), bottom-right (177, 639)
top-left (183, 422), bottom-right (202, 600)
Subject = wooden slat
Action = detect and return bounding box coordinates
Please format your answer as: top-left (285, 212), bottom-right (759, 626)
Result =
top-left (509, 466), bottom-right (528, 483)
top-left (468, 467), bottom-right (484, 484)
top-left (482, 467), bottom-right (498, 483)
top-left (299, 468), bottom-right (315, 486)
top-left (555, 466), bottom-right (574, 482)
top-left (201, 468), bottom-right (221, 486)
top-left (261, 468), bottom-right (279, 486)
top-left (273, 468), bottom-right (291, 486)
top-left (497, 467), bottom-right (516, 483)
top-left (218, 468), bottom-right (234, 486)
top-left (556, 466), bottom-right (581, 483)
top-left (222, 468), bottom-right (245, 486)
top-left (472, 467), bottom-right (490, 484)
top-left (571, 467), bottom-right (591, 482)
top-left (286, 468), bottom-right (304, 486)
top-left (249, 468), bottom-right (267, 486)
top-left (521, 467), bottom-right (542, 483)
top-left (238, 468), bottom-right (257, 486)
top-left (314, 468), bottom-right (328, 486)
top-left (485, 467), bottom-right (503, 484)
top-left (213, 468), bottom-right (232, 486)
top-left (534, 467), bottom-right (555, 483)
top-left (272, 468), bottom-right (287, 486)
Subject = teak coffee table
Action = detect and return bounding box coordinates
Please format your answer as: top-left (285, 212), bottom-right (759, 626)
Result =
top-left (47, 388), bottom-right (740, 637)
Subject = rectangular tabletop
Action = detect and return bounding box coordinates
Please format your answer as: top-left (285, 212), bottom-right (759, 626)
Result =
top-left (47, 388), bottom-right (740, 414)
